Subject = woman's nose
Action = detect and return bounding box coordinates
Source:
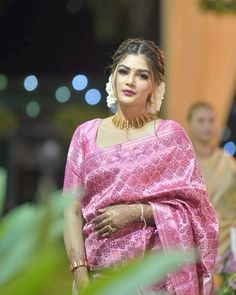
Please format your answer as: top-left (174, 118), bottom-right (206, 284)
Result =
top-left (126, 73), bottom-right (135, 87)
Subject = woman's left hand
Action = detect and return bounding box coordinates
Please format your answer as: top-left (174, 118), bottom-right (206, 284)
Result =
top-left (91, 204), bottom-right (139, 238)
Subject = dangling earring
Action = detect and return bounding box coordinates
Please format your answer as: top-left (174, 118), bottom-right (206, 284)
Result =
top-left (146, 95), bottom-right (157, 115)
top-left (106, 75), bottom-right (117, 108)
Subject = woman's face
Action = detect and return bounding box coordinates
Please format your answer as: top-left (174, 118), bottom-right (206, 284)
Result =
top-left (189, 107), bottom-right (217, 143)
top-left (114, 54), bottom-right (153, 109)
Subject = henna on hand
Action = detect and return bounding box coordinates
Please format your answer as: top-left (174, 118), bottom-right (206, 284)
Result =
top-left (91, 203), bottom-right (154, 238)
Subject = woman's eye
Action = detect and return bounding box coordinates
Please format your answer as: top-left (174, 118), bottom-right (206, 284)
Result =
top-left (118, 69), bottom-right (128, 75)
top-left (139, 74), bottom-right (149, 80)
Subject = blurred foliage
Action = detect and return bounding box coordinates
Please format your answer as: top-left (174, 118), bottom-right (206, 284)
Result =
top-left (0, 167), bottom-right (7, 215)
top-left (80, 249), bottom-right (193, 295)
top-left (0, 107), bottom-right (17, 139)
top-left (0, 190), bottom-right (72, 295)
top-left (199, 0), bottom-right (236, 13)
top-left (52, 104), bottom-right (107, 141)
top-left (214, 251), bottom-right (236, 294)
top-left (0, 189), bottom-right (193, 295)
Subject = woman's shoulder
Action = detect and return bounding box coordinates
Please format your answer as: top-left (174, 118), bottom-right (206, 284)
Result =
top-left (159, 119), bottom-right (187, 134)
top-left (72, 118), bottom-right (102, 137)
top-left (216, 148), bottom-right (236, 172)
top-left (159, 119), bottom-right (191, 145)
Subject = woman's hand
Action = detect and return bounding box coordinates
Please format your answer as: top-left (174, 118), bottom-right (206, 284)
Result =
top-left (74, 266), bottom-right (89, 293)
top-left (91, 204), bottom-right (140, 238)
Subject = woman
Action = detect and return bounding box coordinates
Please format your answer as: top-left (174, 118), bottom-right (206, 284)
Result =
top-left (187, 102), bottom-right (236, 256)
top-left (63, 38), bottom-right (218, 294)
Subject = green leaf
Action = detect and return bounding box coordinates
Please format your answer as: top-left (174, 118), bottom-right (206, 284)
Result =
top-left (80, 249), bottom-right (194, 295)
top-left (0, 243), bottom-right (69, 295)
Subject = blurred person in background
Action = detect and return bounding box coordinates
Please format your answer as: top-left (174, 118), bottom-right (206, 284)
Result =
top-left (36, 139), bottom-right (63, 202)
top-left (187, 102), bottom-right (236, 256)
top-left (63, 39), bottom-right (218, 294)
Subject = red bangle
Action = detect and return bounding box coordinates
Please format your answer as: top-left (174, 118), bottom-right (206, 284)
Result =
top-left (69, 260), bottom-right (88, 272)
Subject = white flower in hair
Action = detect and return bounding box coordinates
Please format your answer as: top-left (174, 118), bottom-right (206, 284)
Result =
top-left (155, 82), bottom-right (165, 111)
top-left (106, 75), bottom-right (117, 108)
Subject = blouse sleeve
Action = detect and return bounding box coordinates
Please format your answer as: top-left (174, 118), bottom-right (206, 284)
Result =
top-left (63, 126), bottom-right (85, 199)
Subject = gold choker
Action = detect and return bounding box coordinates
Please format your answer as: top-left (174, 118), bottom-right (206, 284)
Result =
top-left (112, 112), bottom-right (157, 130)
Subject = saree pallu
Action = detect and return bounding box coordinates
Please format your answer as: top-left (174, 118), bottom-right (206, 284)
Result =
top-left (63, 119), bottom-right (218, 295)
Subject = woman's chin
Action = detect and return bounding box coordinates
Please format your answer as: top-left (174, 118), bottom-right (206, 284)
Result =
top-left (118, 97), bottom-right (141, 106)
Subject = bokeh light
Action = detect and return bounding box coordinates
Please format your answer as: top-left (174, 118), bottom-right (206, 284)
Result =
top-left (55, 86), bottom-right (71, 103)
top-left (24, 75), bottom-right (38, 91)
top-left (72, 74), bottom-right (88, 91)
top-left (26, 101), bottom-right (40, 118)
top-left (85, 88), bottom-right (101, 105)
top-left (0, 74), bottom-right (8, 90)
top-left (223, 141), bottom-right (236, 157)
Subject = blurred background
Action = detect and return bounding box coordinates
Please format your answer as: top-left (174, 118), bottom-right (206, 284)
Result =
top-left (0, 0), bottom-right (236, 294)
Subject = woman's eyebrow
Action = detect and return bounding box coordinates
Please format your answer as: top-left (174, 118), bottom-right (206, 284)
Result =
top-left (118, 64), bottom-right (150, 74)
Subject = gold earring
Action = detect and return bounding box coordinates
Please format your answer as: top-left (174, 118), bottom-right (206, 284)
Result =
top-left (146, 96), bottom-right (157, 115)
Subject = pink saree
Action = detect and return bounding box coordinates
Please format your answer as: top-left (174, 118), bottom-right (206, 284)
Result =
top-left (63, 118), bottom-right (218, 295)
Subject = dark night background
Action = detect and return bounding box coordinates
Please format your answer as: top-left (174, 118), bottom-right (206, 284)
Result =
top-left (0, 0), bottom-right (162, 212)
top-left (0, 0), bottom-right (161, 75)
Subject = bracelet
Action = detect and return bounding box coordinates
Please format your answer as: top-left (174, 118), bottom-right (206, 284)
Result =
top-left (139, 203), bottom-right (147, 229)
top-left (69, 260), bottom-right (88, 272)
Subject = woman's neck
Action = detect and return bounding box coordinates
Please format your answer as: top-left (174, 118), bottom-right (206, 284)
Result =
top-left (117, 104), bottom-right (147, 120)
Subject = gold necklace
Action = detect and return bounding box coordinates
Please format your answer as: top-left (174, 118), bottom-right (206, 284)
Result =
top-left (112, 112), bottom-right (157, 130)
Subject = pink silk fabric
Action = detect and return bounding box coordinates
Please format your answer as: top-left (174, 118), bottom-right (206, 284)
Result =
top-left (63, 118), bottom-right (218, 295)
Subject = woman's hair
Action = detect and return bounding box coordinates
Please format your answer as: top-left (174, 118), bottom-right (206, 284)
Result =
top-left (187, 101), bottom-right (214, 121)
top-left (109, 38), bottom-right (165, 84)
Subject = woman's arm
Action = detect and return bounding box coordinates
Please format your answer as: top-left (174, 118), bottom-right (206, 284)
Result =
top-left (142, 203), bottom-right (155, 224)
top-left (64, 198), bottom-right (89, 290)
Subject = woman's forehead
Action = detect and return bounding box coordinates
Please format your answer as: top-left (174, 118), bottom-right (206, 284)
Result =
top-left (192, 107), bottom-right (216, 119)
top-left (118, 54), bottom-right (151, 71)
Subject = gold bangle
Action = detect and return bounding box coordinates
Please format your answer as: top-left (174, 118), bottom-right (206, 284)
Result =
top-left (69, 260), bottom-right (88, 272)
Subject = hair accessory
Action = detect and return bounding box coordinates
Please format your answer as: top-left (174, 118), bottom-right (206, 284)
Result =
top-left (106, 75), bottom-right (117, 108)
top-left (69, 260), bottom-right (88, 272)
top-left (155, 82), bottom-right (165, 112)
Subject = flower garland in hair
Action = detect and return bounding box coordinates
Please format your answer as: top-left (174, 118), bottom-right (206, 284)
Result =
top-left (155, 81), bottom-right (165, 112)
top-left (106, 75), bottom-right (117, 108)
top-left (106, 74), bottom-right (165, 111)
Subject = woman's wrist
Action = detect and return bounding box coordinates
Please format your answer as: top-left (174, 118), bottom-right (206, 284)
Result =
top-left (74, 266), bottom-right (89, 280)
top-left (69, 260), bottom-right (88, 272)
top-left (129, 204), bottom-right (143, 223)
top-left (74, 267), bottom-right (89, 289)
top-left (129, 203), bottom-right (154, 224)
top-left (74, 266), bottom-right (88, 273)
top-left (142, 204), bottom-right (154, 224)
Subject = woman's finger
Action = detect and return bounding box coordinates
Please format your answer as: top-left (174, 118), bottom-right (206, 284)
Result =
top-left (98, 206), bottom-right (112, 213)
top-left (96, 224), bottom-right (115, 237)
top-left (91, 212), bottom-right (107, 225)
top-left (93, 218), bottom-right (111, 231)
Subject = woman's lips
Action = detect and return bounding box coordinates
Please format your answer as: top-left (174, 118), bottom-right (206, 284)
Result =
top-left (122, 90), bottom-right (135, 96)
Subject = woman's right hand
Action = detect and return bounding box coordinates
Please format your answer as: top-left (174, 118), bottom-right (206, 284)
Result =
top-left (74, 267), bottom-right (90, 293)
